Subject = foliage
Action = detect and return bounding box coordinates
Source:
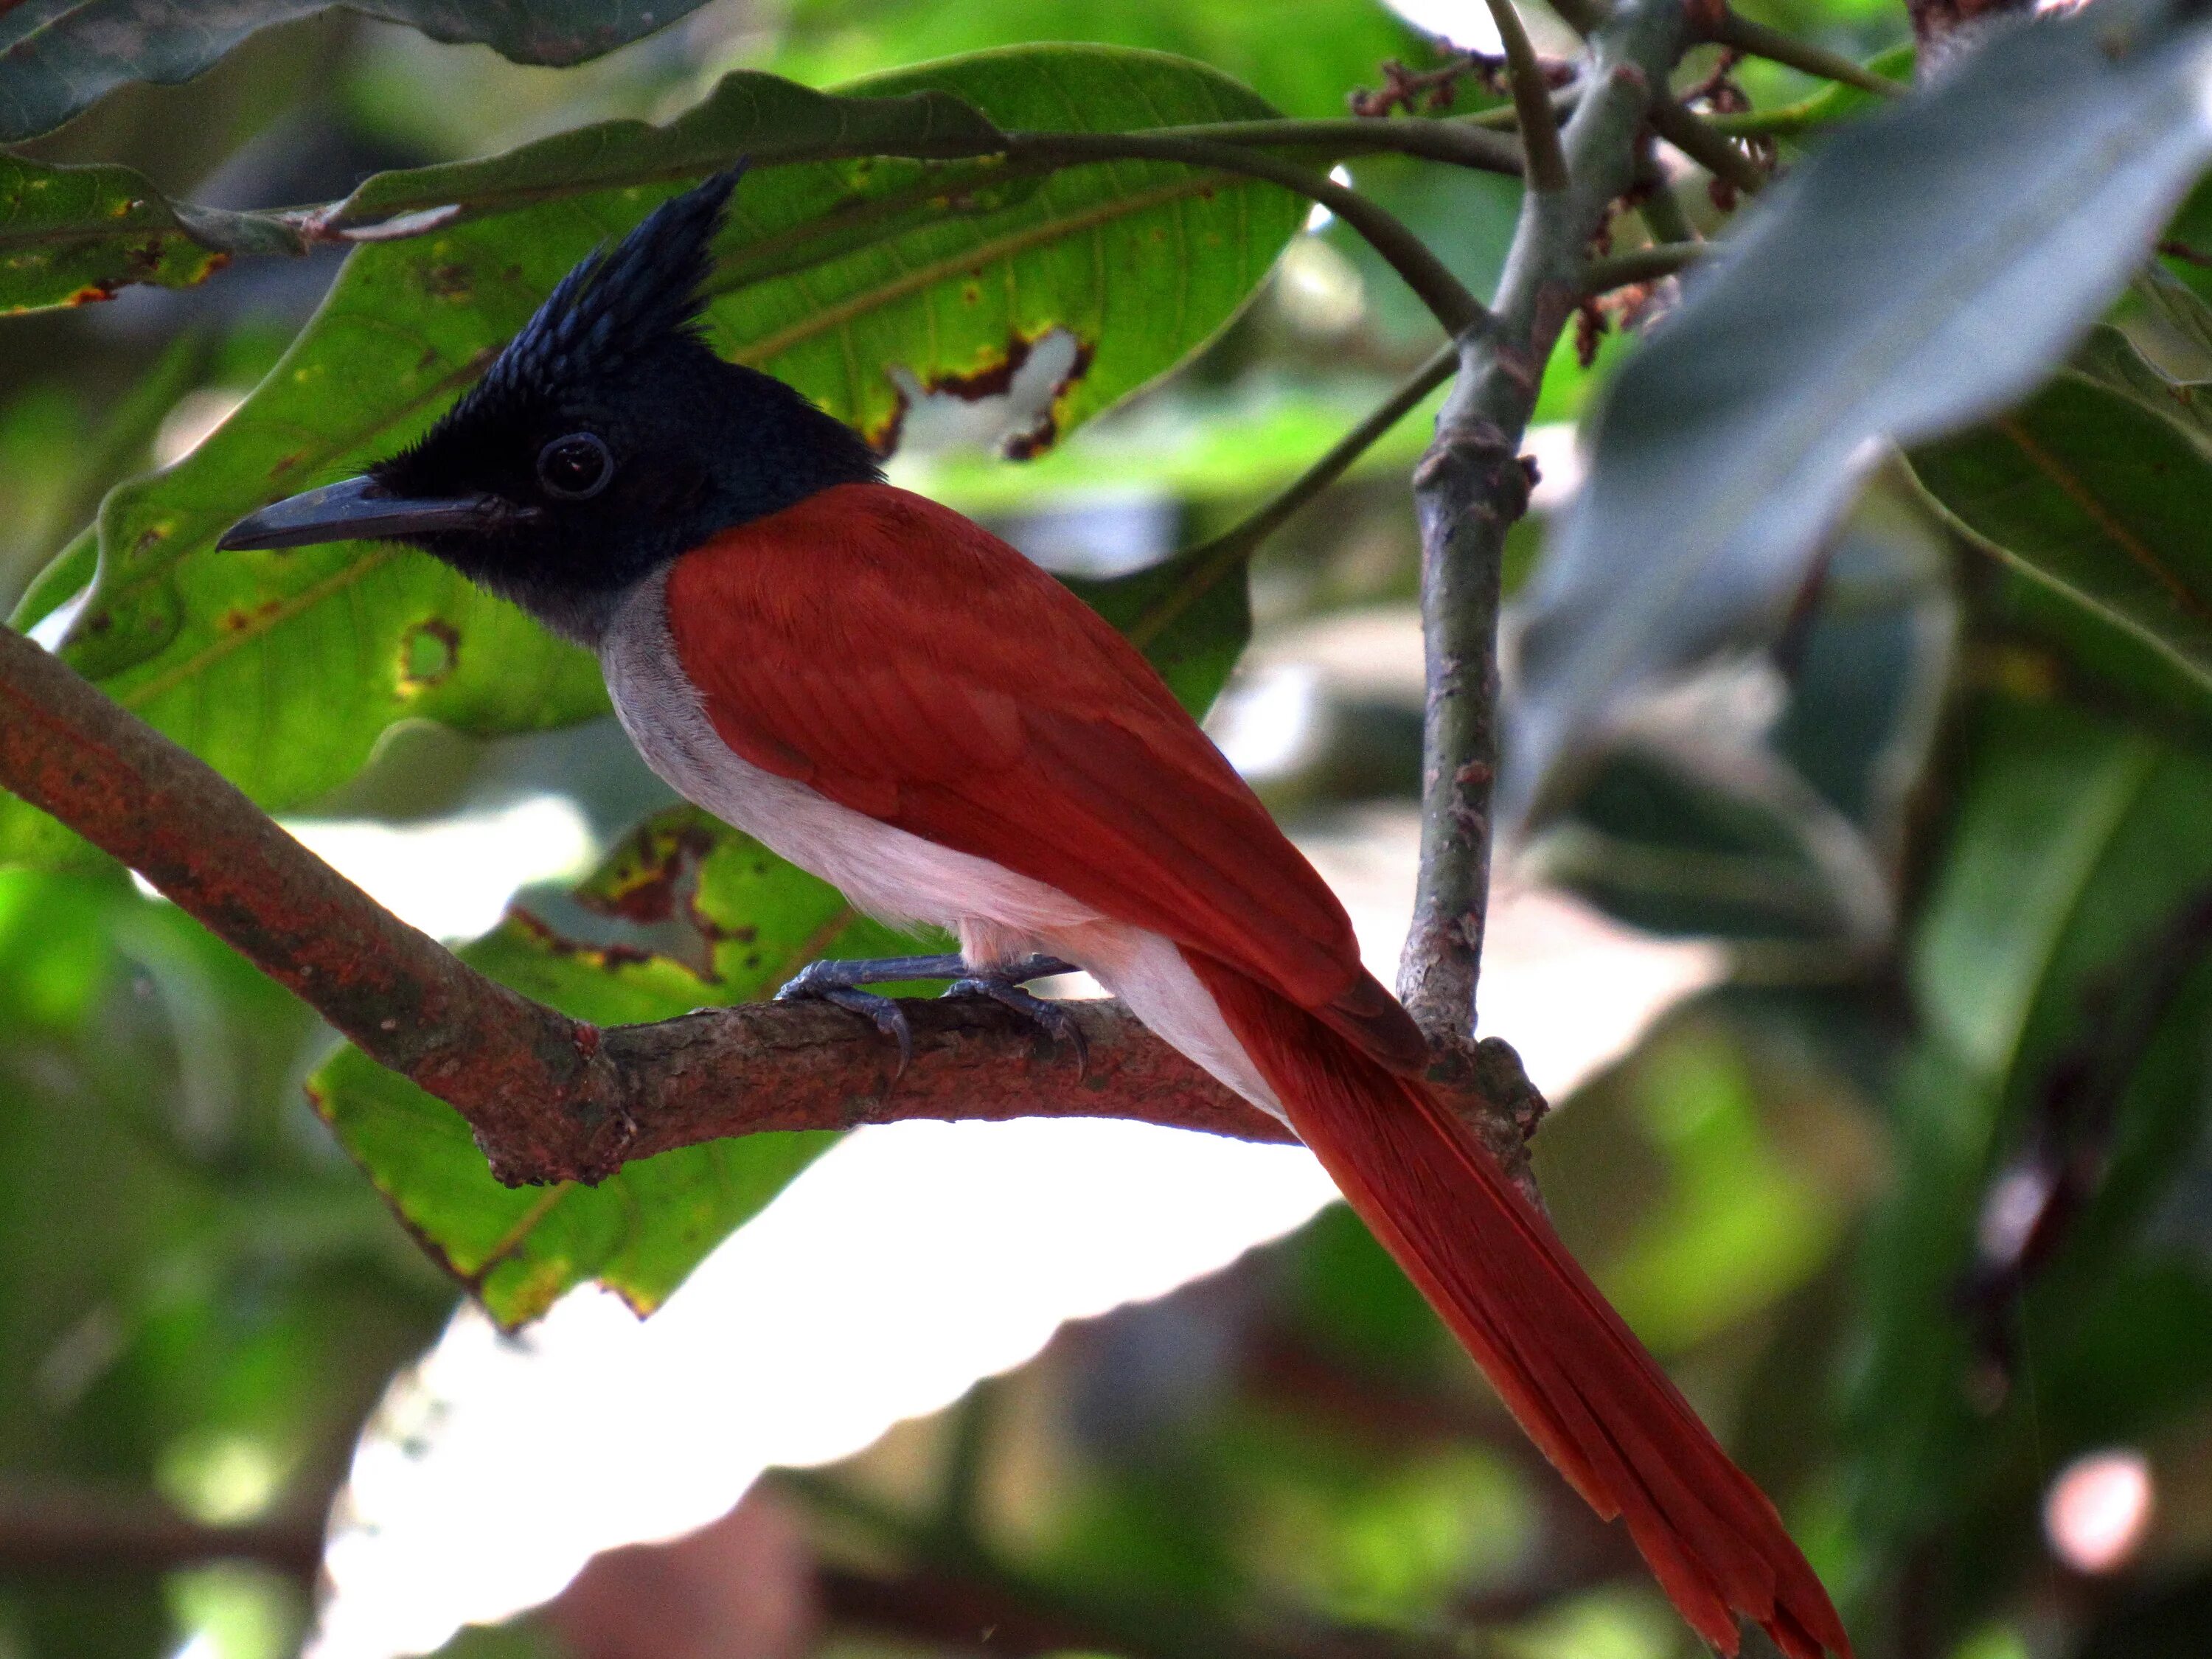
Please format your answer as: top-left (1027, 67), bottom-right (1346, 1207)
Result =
top-left (7, 0), bottom-right (2212, 1658)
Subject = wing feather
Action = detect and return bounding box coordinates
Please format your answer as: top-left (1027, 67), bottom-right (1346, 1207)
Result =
top-left (663, 482), bottom-right (1422, 1068)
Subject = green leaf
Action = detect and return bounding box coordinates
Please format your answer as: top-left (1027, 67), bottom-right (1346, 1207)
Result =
top-left (768, 0), bottom-right (1441, 121)
top-left (1912, 369), bottom-right (2212, 692)
top-left (1910, 704), bottom-right (2160, 1084)
top-left (0, 157), bottom-right (293, 314)
top-left (1853, 700), bottom-right (2212, 1544)
top-left (1510, 0), bottom-right (2212, 824)
top-left (0, 46), bottom-right (1301, 867)
top-left (309, 808), bottom-right (916, 1329)
top-left (0, 1), bottom-right (713, 144)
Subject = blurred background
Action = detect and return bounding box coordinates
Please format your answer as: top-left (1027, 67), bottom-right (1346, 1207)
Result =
top-left (10, 1), bottom-right (2212, 1658)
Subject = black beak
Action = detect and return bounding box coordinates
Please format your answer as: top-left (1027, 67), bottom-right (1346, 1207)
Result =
top-left (218, 476), bottom-right (517, 552)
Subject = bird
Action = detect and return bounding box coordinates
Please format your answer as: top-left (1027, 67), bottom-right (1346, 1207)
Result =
top-left (220, 166), bottom-right (1851, 1659)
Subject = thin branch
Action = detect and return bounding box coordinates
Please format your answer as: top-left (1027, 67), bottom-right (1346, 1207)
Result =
top-left (1703, 10), bottom-right (1909, 95)
top-left (1583, 239), bottom-right (1706, 293)
top-left (1142, 341), bottom-right (1462, 619)
top-left (1006, 132), bottom-right (1489, 335)
top-left (1398, 0), bottom-right (1691, 1052)
top-left (1646, 98), bottom-right (1767, 195)
top-left (1482, 0), bottom-right (1572, 192)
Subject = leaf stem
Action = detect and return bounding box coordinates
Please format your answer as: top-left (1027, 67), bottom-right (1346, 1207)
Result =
top-left (1006, 131), bottom-right (1489, 334)
top-left (1704, 10), bottom-right (1908, 95)
top-left (1483, 0), bottom-right (1572, 192)
top-left (1154, 116), bottom-right (1523, 174)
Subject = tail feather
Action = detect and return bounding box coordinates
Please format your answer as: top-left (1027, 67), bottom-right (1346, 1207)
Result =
top-left (1187, 955), bottom-right (1851, 1659)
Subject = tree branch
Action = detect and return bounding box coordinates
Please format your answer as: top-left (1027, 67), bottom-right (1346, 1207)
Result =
top-left (0, 625), bottom-right (1289, 1189)
top-left (0, 1485), bottom-right (321, 1579)
top-left (1399, 0), bottom-right (1690, 1057)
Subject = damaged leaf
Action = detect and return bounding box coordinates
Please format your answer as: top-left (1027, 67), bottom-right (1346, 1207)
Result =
top-left (0, 45), bottom-right (1299, 867)
top-left (0, 156), bottom-right (305, 315)
top-left (309, 808), bottom-right (918, 1328)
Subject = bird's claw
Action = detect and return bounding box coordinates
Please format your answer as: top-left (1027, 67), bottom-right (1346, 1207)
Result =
top-left (942, 973), bottom-right (1089, 1077)
top-left (776, 963), bottom-right (917, 1077)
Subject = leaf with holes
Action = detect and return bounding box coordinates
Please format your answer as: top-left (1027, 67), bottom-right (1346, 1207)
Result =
top-left (310, 808), bottom-right (919, 1328)
top-left (0, 156), bottom-right (303, 314)
top-left (0, 45), bottom-right (1298, 866)
top-left (0, 1), bottom-right (715, 144)
top-left (1509, 0), bottom-right (2212, 826)
top-left (1912, 369), bottom-right (2212, 689)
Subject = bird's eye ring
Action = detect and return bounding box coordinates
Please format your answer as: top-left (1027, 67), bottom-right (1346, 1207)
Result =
top-left (536, 433), bottom-right (613, 501)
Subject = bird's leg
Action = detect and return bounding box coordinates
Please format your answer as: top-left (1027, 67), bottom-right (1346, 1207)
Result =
top-left (939, 956), bottom-right (1088, 1074)
top-left (773, 953), bottom-right (1078, 1074)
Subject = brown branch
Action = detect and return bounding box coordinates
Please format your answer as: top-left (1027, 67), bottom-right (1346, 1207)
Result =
top-left (0, 1485), bottom-right (322, 1579)
top-left (0, 623), bottom-right (1289, 1190)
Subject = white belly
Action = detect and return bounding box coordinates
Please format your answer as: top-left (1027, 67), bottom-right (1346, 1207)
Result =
top-left (597, 571), bottom-right (1284, 1119)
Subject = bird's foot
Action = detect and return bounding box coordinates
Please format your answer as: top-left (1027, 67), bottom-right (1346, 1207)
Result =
top-left (774, 953), bottom-right (971, 1075)
top-left (775, 953), bottom-right (1082, 1076)
top-left (940, 956), bottom-right (1086, 1075)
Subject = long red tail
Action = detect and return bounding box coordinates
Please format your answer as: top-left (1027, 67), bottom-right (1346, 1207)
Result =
top-left (1189, 955), bottom-right (1851, 1659)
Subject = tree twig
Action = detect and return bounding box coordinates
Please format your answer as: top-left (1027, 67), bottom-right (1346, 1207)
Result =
top-left (1399, 0), bottom-right (1690, 1056)
top-left (1482, 0), bottom-right (1572, 192)
top-left (1703, 10), bottom-right (1909, 95)
top-left (1133, 341), bottom-right (1464, 635)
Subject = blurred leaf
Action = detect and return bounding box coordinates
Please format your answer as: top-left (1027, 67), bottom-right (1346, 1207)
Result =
top-left (0, 46), bottom-right (1300, 868)
top-left (769, 0), bottom-right (1439, 119)
top-left (1910, 709), bottom-right (2160, 1083)
top-left (2072, 319), bottom-right (2212, 439)
top-left (309, 808), bottom-right (908, 1328)
top-left (0, 0), bottom-right (715, 144)
top-left (1537, 501), bottom-right (1950, 949)
top-left (1509, 0), bottom-right (2212, 822)
top-left (1912, 370), bottom-right (2212, 690)
top-left (1854, 699), bottom-right (2212, 1555)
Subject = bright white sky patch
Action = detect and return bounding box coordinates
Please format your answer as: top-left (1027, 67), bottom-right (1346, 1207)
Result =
top-left (1381, 0), bottom-right (1503, 52)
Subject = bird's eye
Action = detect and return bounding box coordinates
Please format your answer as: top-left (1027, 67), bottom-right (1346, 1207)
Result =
top-left (536, 433), bottom-right (613, 501)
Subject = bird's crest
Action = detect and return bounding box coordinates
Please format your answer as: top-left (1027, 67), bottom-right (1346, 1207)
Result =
top-left (467, 162), bottom-right (747, 411)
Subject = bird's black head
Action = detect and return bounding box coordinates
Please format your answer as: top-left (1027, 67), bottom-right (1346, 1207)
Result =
top-left (219, 165), bottom-right (880, 643)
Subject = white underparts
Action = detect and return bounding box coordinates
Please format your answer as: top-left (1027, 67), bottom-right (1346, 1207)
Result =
top-left (599, 571), bottom-right (1287, 1121)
